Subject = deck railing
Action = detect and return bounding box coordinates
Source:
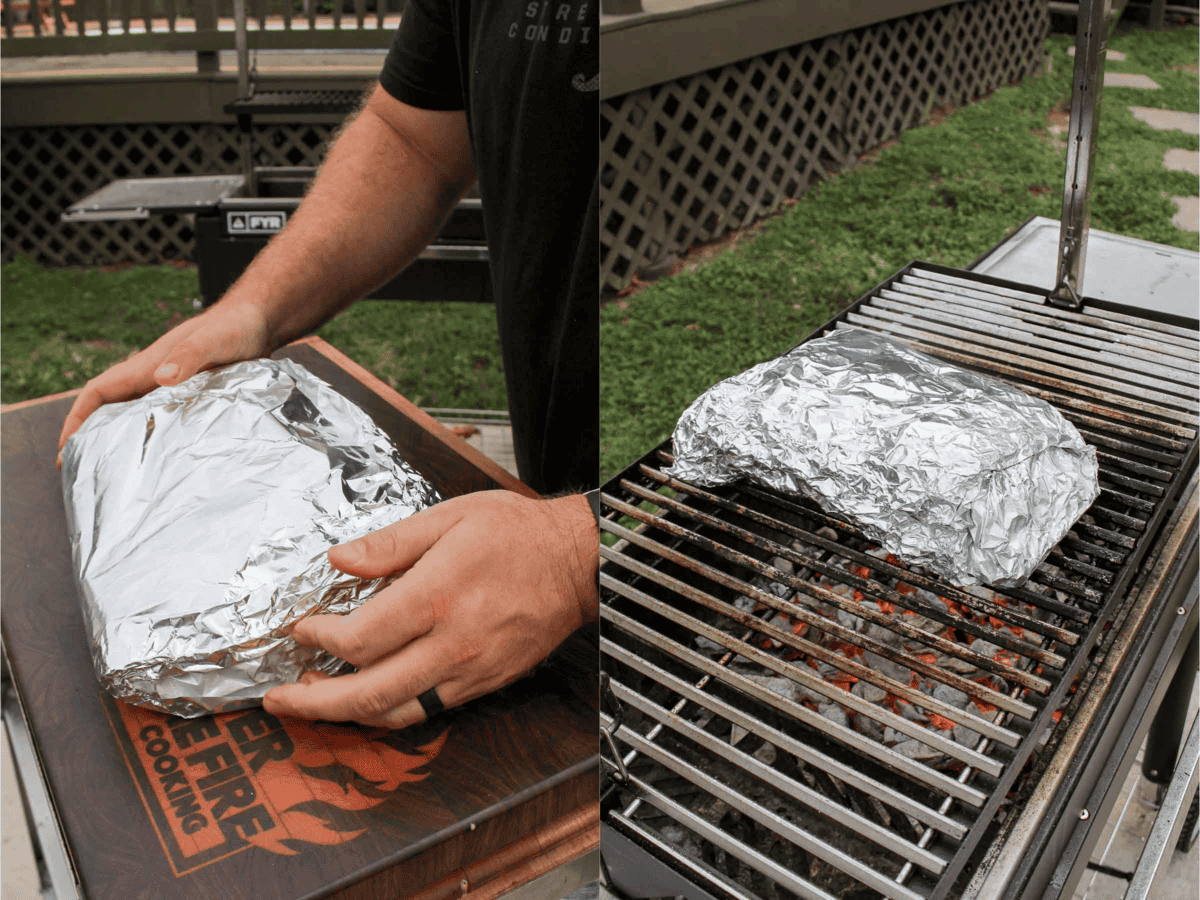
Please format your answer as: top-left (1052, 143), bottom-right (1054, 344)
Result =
top-left (0, 0), bottom-right (401, 56)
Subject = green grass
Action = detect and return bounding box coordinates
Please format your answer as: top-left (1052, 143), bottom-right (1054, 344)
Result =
top-left (599, 27), bottom-right (1199, 480)
top-left (0, 256), bottom-right (509, 412)
top-left (315, 301), bottom-right (507, 410)
top-left (1, 257), bottom-right (199, 403)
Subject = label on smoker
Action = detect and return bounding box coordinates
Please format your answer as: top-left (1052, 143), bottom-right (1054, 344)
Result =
top-left (226, 211), bottom-right (287, 235)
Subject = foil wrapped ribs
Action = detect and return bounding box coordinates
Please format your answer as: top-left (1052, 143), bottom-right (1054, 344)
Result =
top-left (61, 358), bottom-right (440, 717)
top-left (667, 327), bottom-right (1100, 587)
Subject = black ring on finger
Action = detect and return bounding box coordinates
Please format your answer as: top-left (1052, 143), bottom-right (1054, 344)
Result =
top-left (416, 686), bottom-right (445, 719)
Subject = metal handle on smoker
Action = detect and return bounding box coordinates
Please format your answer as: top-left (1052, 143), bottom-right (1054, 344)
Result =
top-left (1051, 0), bottom-right (1128, 309)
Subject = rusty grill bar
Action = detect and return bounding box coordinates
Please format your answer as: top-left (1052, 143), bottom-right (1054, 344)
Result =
top-left (599, 262), bottom-right (1198, 900)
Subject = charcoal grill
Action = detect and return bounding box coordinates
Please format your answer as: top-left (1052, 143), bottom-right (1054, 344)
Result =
top-left (597, 262), bottom-right (1197, 900)
top-left (599, 4), bottom-right (1197, 894)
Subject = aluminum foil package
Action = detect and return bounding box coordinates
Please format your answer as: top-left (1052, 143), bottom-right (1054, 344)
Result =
top-left (666, 327), bottom-right (1100, 587)
top-left (61, 358), bottom-right (441, 717)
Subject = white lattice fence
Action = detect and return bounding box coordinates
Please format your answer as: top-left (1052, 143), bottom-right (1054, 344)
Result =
top-left (2, 121), bottom-right (336, 265)
top-left (600, 0), bottom-right (1049, 290)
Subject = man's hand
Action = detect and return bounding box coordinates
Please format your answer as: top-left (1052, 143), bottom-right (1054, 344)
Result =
top-left (264, 490), bottom-right (599, 729)
top-left (58, 302), bottom-right (271, 454)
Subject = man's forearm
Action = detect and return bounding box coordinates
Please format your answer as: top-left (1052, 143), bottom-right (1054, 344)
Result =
top-left (218, 86), bottom-right (476, 350)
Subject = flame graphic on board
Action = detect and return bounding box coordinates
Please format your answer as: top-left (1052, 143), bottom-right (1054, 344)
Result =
top-left (244, 721), bottom-right (448, 856)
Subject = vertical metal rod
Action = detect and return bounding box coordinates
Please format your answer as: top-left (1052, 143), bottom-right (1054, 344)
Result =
top-left (1050, 0), bottom-right (1131, 307)
top-left (233, 0), bottom-right (256, 196)
top-left (1050, 0), bottom-right (1109, 309)
top-left (234, 0), bottom-right (249, 99)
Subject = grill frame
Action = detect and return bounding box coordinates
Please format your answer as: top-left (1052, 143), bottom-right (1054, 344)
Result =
top-left (598, 261), bottom-right (1198, 900)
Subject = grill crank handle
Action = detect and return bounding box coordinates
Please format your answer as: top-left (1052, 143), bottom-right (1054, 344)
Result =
top-left (1050, 0), bottom-right (1127, 310)
top-left (600, 671), bottom-right (631, 785)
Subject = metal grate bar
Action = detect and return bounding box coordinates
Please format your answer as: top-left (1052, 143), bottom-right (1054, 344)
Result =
top-left (603, 599), bottom-right (994, 807)
top-left (602, 533), bottom-right (1023, 744)
top-left (612, 785), bottom-right (842, 900)
top-left (1074, 516), bottom-right (1136, 550)
top-left (604, 517), bottom-right (1032, 735)
top-left (605, 712), bottom-right (935, 898)
top-left (612, 482), bottom-right (1067, 678)
top-left (1044, 394), bottom-right (1191, 451)
top-left (602, 568), bottom-right (1007, 777)
top-left (726, 475), bottom-right (1090, 626)
top-left (865, 297), bottom-right (1198, 398)
top-left (907, 272), bottom-right (1200, 352)
top-left (1097, 486), bottom-right (1155, 516)
top-left (875, 289), bottom-right (1199, 378)
top-left (604, 637), bottom-right (970, 840)
top-left (839, 322), bottom-right (1198, 440)
top-left (1092, 449), bottom-right (1177, 483)
top-left (1099, 466), bottom-right (1166, 498)
top-left (842, 316), bottom-right (1197, 418)
top-left (607, 687), bottom-right (952, 876)
top-left (1060, 533), bottom-right (1126, 567)
top-left (605, 493), bottom-right (1056, 705)
top-left (642, 463), bottom-right (1081, 650)
top-left (1078, 428), bottom-right (1185, 468)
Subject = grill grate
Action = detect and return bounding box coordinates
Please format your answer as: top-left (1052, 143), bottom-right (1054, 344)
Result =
top-left (599, 263), bottom-right (1198, 900)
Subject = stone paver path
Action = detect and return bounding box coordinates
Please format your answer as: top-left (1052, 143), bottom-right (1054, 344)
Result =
top-left (1163, 149), bottom-right (1200, 175)
top-left (1170, 196), bottom-right (1199, 231)
top-left (1125, 107), bottom-right (1200, 232)
top-left (1105, 72), bottom-right (1160, 88)
top-left (1128, 106), bottom-right (1200, 135)
top-left (1065, 42), bottom-right (1200, 234)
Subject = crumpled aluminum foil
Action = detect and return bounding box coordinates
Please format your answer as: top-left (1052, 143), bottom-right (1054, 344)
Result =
top-left (61, 358), bottom-right (440, 717)
top-left (666, 327), bottom-right (1099, 587)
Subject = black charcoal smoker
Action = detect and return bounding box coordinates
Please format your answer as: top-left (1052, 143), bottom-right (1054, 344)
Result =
top-left (61, 0), bottom-right (491, 306)
top-left (596, 2), bottom-right (1198, 899)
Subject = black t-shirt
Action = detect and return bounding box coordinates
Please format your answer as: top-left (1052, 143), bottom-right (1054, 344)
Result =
top-left (379, 0), bottom-right (599, 495)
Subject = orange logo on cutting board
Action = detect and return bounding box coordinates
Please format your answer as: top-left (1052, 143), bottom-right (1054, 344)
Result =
top-left (109, 699), bottom-right (448, 876)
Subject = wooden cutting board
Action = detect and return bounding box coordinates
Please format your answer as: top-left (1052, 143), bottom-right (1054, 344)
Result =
top-left (1, 337), bottom-right (599, 900)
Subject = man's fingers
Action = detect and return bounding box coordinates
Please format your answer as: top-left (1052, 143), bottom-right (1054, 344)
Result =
top-left (355, 697), bottom-right (427, 730)
top-left (59, 363), bottom-right (156, 450)
top-left (56, 343), bottom-right (203, 450)
top-left (264, 633), bottom-right (457, 723)
top-left (327, 497), bottom-right (471, 577)
top-left (56, 306), bottom-right (270, 452)
top-left (291, 564), bottom-right (450, 667)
